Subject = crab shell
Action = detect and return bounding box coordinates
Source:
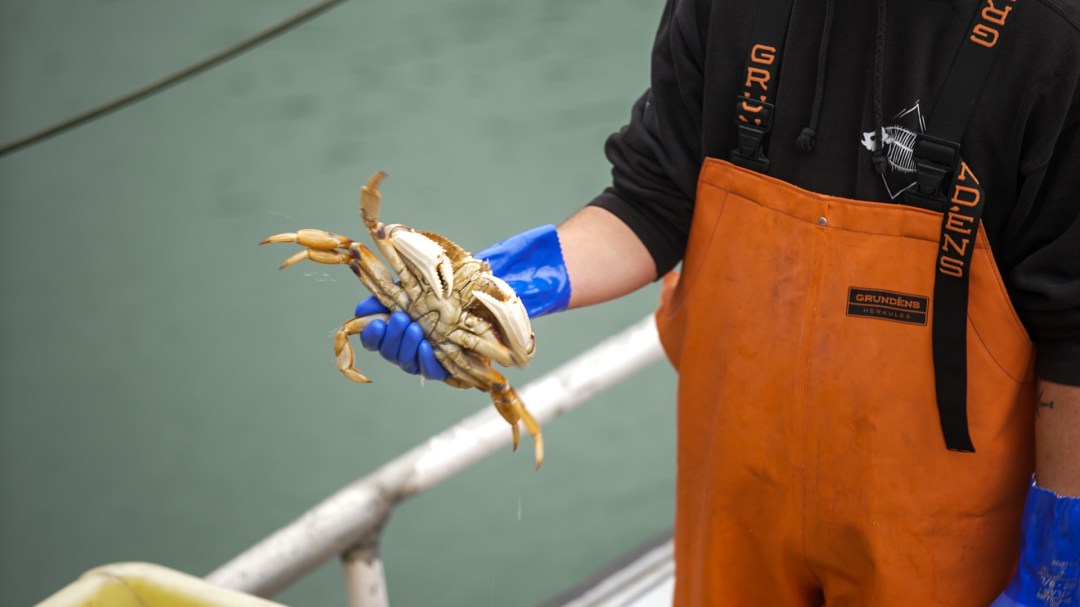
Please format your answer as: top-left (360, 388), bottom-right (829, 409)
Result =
top-left (388, 228), bottom-right (535, 368)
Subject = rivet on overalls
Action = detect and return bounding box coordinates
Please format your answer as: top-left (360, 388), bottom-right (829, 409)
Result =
top-left (818, 216), bottom-right (828, 227)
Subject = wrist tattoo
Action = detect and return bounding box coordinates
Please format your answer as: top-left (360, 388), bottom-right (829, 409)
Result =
top-left (1036, 389), bottom-right (1055, 416)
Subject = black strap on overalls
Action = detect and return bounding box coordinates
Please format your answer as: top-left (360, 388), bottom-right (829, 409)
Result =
top-left (731, 0), bottom-right (796, 172)
top-left (903, 0), bottom-right (1021, 452)
top-left (730, 0), bottom-right (1022, 453)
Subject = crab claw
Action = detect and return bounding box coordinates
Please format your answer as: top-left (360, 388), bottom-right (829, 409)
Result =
top-left (472, 276), bottom-right (535, 366)
top-left (391, 229), bottom-right (455, 299)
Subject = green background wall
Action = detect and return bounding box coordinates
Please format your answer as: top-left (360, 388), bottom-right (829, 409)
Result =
top-left (0, 1), bottom-right (677, 605)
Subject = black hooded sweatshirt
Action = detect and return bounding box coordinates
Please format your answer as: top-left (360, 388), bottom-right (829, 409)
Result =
top-left (589, 0), bottom-right (1080, 385)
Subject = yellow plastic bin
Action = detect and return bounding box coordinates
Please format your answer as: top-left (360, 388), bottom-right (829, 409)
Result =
top-left (36, 562), bottom-right (289, 607)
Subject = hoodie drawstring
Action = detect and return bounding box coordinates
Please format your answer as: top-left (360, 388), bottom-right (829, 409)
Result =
top-left (798, 0), bottom-right (890, 178)
top-left (796, 0), bottom-right (835, 152)
top-left (872, 0), bottom-right (889, 175)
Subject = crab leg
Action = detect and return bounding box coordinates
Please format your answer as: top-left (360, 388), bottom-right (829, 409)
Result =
top-left (333, 314), bottom-right (389, 383)
top-left (435, 347), bottom-right (544, 469)
top-left (432, 343), bottom-right (493, 390)
top-left (261, 228), bottom-right (355, 249)
top-left (491, 398), bottom-right (523, 456)
top-left (446, 328), bottom-right (517, 368)
top-left (359, 173), bottom-right (420, 297)
top-left (260, 229), bottom-right (412, 313)
top-left (342, 243), bottom-right (410, 312)
top-left (260, 229), bottom-right (358, 270)
top-left (490, 373), bottom-right (544, 469)
top-left (432, 346), bottom-right (523, 447)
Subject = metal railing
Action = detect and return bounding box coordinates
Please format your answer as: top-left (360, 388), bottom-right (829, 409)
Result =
top-left (206, 314), bottom-right (666, 605)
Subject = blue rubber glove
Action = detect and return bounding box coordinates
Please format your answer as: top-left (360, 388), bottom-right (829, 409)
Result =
top-left (353, 299), bottom-right (448, 380)
top-left (990, 477), bottom-right (1080, 607)
top-left (354, 224), bottom-right (571, 379)
top-left (476, 224), bottom-right (572, 317)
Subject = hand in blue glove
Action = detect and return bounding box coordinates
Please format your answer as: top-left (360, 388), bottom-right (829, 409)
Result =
top-left (990, 478), bottom-right (1079, 607)
top-left (353, 299), bottom-right (449, 381)
top-left (354, 224), bottom-right (571, 379)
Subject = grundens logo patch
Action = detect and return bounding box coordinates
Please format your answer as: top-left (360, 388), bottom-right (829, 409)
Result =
top-left (846, 288), bottom-right (929, 326)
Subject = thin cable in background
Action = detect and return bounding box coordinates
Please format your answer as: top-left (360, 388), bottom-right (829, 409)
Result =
top-left (0, 0), bottom-right (347, 158)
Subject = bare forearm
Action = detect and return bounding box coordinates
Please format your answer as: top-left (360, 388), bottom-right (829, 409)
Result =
top-left (557, 206), bottom-right (658, 309)
top-left (1035, 379), bottom-right (1080, 496)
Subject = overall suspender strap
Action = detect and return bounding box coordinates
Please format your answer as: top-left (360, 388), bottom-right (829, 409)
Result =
top-left (904, 0), bottom-right (1022, 452)
top-left (905, 0), bottom-right (1021, 210)
top-left (730, 0), bottom-right (796, 172)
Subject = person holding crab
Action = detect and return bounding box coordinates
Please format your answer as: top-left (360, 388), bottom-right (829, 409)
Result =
top-left (357, 0), bottom-right (1080, 604)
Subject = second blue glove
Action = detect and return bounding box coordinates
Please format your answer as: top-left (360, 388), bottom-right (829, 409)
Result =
top-left (990, 477), bottom-right (1080, 607)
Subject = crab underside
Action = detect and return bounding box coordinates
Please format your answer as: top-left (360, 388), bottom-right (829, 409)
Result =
top-left (261, 172), bottom-right (544, 468)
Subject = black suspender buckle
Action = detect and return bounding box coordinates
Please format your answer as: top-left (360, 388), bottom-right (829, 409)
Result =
top-left (731, 96), bottom-right (775, 172)
top-left (913, 134), bottom-right (961, 196)
top-left (902, 133), bottom-right (961, 210)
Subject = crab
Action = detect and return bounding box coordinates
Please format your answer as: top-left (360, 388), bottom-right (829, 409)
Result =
top-left (260, 172), bottom-right (544, 468)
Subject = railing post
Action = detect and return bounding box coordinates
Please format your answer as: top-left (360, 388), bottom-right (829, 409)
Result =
top-left (342, 532), bottom-right (390, 607)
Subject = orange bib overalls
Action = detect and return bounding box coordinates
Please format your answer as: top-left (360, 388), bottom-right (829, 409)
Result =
top-left (652, 1), bottom-right (1036, 603)
top-left (656, 158), bottom-right (1035, 605)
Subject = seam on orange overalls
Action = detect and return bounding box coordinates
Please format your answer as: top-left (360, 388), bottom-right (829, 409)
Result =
top-left (656, 158), bottom-right (1036, 606)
